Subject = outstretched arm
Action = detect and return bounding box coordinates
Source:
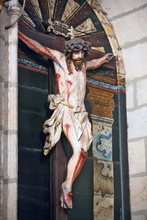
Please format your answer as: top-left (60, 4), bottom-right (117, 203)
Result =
top-left (18, 32), bottom-right (62, 64)
top-left (86, 53), bottom-right (113, 70)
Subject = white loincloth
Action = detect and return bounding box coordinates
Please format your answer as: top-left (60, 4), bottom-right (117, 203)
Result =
top-left (43, 94), bottom-right (92, 155)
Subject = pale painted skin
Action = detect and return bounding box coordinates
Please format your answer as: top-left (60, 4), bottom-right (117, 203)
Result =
top-left (54, 50), bottom-right (87, 111)
top-left (53, 50), bottom-right (111, 196)
top-left (19, 32), bottom-right (113, 208)
top-left (49, 50), bottom-right (112, 208)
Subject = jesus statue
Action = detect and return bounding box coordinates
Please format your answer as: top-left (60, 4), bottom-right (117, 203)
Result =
top-left (19, 31), bottom-right (113, 209)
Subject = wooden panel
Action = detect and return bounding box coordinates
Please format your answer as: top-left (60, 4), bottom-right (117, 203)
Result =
top-left (19, 17), bottom-right (35, 30)
top-left (67, 2), bottom-right (93, 27)
top-left (38, 0), bottom-right (50, 21)
top-left (93, 159), bottom-right (114, 220)
top-left (87, 73), bottom-right (117, 85)
top-left (82, 32), bottom-right (110, 47)
top-left (53, 0), bottom-right (68, 19)
top-left (49, 141), bottom-right (68, 220)
top-left (19, 26), bottom-right (66, 52)
top-left (61, 0), bottom-right (80, 22)
top-left (87, 86), bottom-right (115, 118)
top-left (19, 0), bottom-right (45, 31)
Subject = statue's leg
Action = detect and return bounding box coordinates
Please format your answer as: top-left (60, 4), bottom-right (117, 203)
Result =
top-left (72, 148), bottom-right (88, 182)
top-left (61, 112), bottom-right (90, 208)
top-left (65, 133), bottom-right (89, 189)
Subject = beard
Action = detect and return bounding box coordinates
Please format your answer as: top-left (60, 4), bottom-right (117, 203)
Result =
top-left (72, 59), bottom-right (84, 71)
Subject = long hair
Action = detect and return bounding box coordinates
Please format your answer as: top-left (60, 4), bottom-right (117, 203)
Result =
top-left (64, 38), bottom-right (91, 74)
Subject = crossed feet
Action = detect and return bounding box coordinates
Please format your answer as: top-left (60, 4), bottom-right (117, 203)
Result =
top-left (60, 182), bottom-right (73, 209)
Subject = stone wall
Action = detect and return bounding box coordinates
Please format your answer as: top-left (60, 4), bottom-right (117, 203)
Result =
top-left (99, 0), bottom-right (147, 219)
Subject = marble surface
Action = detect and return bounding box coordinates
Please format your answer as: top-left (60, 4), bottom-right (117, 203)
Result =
top-left (94, 193), bottom-right (114, 220)
top-left (93, 159), bottom-right (114, 195)
top-left (92, 116), bottom-right (113, 161)
top-left (93, 158), bottom-right (114, 220)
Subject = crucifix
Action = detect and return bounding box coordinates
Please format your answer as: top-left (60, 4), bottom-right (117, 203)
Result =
top-left (19, 22), bottom-right (113, 209)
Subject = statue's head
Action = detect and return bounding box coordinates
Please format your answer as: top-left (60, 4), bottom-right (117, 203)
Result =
top-left (64, 38), bottom-right (91, 58)
top-left (64, 38), bottom-right (91, 73)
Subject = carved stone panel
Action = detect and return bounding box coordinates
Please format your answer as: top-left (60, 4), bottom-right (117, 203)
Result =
top-left (91, 114), bottom-right (114, 220)
top-left (92, 115), bottom-right (114, 161)
top-left (93, 158), bottom-right (114, 220)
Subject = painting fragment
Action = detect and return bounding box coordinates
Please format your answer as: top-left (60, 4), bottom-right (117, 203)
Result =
top-left (92, 115), bottom-right (114, 161)
top-left (93, 158), bottom-right (114, 220)
top-left (49, 0), bottom-right (56, 18)
top-left (61, 0), bottom-right (80, 22)
top-left (74, 18), bottom-right (97, 37)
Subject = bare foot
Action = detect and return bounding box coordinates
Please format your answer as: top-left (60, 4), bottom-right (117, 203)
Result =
top-left (60, 182), bottom-right (73, 209)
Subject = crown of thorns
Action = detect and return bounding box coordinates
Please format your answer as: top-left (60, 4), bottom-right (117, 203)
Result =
top-left (64, 38), bottom-right (91, 55)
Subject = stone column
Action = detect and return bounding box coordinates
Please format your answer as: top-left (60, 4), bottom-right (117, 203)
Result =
top-left (0, 0), bottom-right (18, 219)
top-left (99, 1), bottom-right (147, 219)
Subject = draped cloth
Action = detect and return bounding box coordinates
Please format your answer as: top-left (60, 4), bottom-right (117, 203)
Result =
top-left (43, 94), bottom-right (92, 156)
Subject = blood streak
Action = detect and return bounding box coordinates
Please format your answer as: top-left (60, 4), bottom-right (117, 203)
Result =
top-left (56, 73), bottom-right (60, 91)
top-left (66, 80), bottom-right (72, 104)
top-left (72, 148), bottom-right (88, 182)
top-left (65, 124), bottom-right (70, 138)
top-left (19, 33), bottom-right (56, 62)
